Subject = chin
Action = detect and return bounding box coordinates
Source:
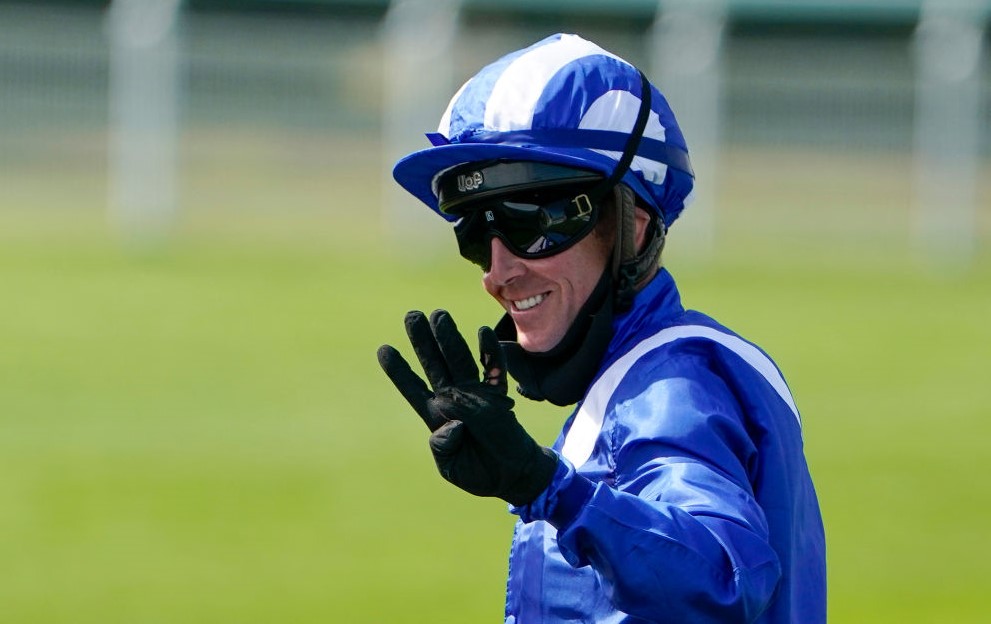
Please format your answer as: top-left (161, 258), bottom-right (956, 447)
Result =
top-left (517, 330), bottom-right (563, 354)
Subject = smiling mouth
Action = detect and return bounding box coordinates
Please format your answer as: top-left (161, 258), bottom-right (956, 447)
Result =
top-left (513, 292), bottom-right (549, 311)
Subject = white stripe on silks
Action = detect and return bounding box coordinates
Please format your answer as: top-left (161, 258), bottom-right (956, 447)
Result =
top-left (560, 325), bottom-right (801, 468)
top-left (484, 34), bottom-right (623, 132)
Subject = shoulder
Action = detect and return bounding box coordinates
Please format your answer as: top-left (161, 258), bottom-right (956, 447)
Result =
top-left (561, 320), bottom-right (746, 465)
top-left (602, 313), bottom-right (755, 395)
top-left (604, 313), bottom-right (797, 422)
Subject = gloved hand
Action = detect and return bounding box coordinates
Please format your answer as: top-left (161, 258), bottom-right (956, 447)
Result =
top-left (377, 309), bottom-right (558, 507)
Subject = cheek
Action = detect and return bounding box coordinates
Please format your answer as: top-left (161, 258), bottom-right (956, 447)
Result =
top-left (567, 240), bottom-right (611, 295)
top-left (570, 271), bottom-right (602, 309)
top-left (481, 275), bottom-right (507, 311)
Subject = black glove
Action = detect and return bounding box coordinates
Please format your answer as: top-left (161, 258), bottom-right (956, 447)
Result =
top-left (377, 309), bottom-right (558, 507)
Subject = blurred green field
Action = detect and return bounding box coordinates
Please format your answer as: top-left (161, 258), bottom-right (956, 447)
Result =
top-left (1, 143), bottom-right (990, 622)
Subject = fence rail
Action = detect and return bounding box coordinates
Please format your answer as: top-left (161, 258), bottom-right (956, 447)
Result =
top-left (0, 0), bottom-right (987, 259)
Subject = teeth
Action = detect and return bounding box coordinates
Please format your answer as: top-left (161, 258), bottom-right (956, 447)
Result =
top-left (514, 293), bottom-right (546, 311)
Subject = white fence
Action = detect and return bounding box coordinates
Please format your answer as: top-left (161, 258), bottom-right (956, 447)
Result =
top-left (0, 0), bottom-right (988, 260)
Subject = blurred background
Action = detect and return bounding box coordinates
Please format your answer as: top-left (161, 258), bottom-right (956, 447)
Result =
top-left (1, 0), bottom-right (989, 622)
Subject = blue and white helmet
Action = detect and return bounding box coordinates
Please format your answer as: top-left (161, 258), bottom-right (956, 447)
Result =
top-left (392, 33), bottom-right (695, 226)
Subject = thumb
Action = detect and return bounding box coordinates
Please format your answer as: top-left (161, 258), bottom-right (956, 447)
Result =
top-left (478, 326), bottom-right (508, 394)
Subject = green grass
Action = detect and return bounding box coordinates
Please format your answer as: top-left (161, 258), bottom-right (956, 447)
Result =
top-left (1, 140), bottom-right (989, 622)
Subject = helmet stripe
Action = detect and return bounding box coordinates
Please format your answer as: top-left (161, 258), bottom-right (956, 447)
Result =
top-left (484, 34), bottom-right (623, 132)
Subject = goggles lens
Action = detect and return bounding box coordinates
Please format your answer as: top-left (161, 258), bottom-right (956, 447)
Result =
top-left (453, 188), bottom-right (599, 269)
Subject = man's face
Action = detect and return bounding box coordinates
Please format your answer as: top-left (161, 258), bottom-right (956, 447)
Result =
top-left (482, 226), bottom-right (611, 353)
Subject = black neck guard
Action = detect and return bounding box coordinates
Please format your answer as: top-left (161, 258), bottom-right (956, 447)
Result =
top-left (495, 268), bottom-right (615, 406)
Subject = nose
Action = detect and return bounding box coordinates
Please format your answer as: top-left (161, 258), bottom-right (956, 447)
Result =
top-left (483, 237), bottom-right (526, 287)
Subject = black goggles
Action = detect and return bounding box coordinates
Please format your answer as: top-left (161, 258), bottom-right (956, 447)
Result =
top-left (452, 186), bottom-right (600, 269)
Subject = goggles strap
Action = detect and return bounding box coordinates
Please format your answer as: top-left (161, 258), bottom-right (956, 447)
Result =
top-left (587, 69), bottom-right (652, 206)
top-left (613, 184), bottom-right (667, 312)
top-left (612, 184), bottom-right (636, 277)
top-left (591, 68), bottom-right (653, 312)
top-left (613, 185), bottom-right (639, 312)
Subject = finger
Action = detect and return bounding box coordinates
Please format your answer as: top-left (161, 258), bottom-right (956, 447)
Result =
top-left (377, 344), bottom-right (446, 432)
top-left (404, 310), bottom-right (452, 391)
top-left (428, 419), bottom-right (465, 458)
top-left (429, 310), bottom-right (479, 386)
top-left (478, 326), bottom-right (508, 393)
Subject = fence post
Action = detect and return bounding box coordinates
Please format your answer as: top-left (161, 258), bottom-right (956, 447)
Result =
top-left (912, 0), bottom-right (987, 267)
top-left (651, 0), bottom-right (726, 259)
top-left (381, 0), bottom-right (462, 253)
top-left (107, 0), bottom-right (183, 249)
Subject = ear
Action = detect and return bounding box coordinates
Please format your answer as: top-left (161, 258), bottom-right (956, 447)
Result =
top-left (633, 206), bottom-right (652, 252)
